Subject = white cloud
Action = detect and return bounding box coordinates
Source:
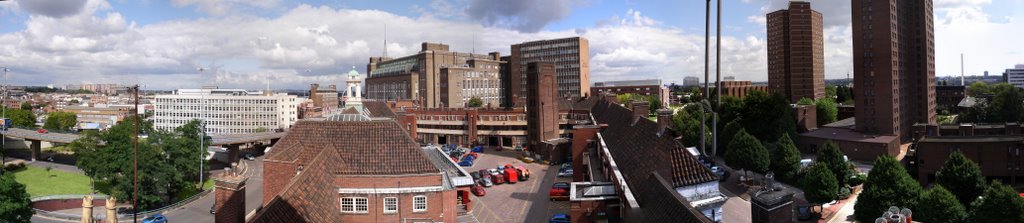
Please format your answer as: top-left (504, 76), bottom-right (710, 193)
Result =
top-left (170, 0), bottom-right (281, 16)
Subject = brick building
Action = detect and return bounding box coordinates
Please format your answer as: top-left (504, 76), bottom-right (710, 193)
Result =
top-left (251, 120), bottom-right (470, 223)
top-left (366, 43), bottom-right (499, 108)
top-left (718, 80), bottom-right (769, 99)
top-left (908, 123), bottom-right (1024, 185)
top-left (852, 0), bottom-right (937, 140)
top-left (307, 84), bottom-right (339, 117)
top-left (767, 1), bottom-right (825, 102)
top-left (590, 79), bottom-right (670, 108)
top-left (508, 37), bottom-right (590, 106)
top-left (935, 85), bottom-right (966, 111)
top-left (61, 106), bottom-right (132, 130)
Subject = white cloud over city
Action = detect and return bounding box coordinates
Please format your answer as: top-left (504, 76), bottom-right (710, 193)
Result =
top-left (0, 0), bottom-right (1018, 90)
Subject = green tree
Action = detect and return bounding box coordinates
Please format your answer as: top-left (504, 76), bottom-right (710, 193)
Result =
top-left (854, 156), bottom-right (922, 223)
top-left (3, 108), bottom-right (37, 128)
top-left (802, 163), bottom-right (839, 212)
top-left (725, 129), bottom-right (770, 175)
top-left (717, 119), bottom-right (742, 156)
top-left (915, 185), bottom-right (967, 223)
top-left (936, 151), bottom-right (987, 207)
top-left (815, 98), bottom-right (838, 125)
top-left (817, 140), bottom-right (851, 186)
top-left (43, 111), bottom-right (77, 131)
top-left (674, 107), bottom-right (711, 148)
top-left (467, 97), bottom-right (483, 108)
top-left (825, 86), bottom-right (837, 99)
top-left (967, 81), bottom-right (989, 97)
top-left (770, 133), bottom-right (802, 181)
top-left (19, 102), bottom-right (31, 111)
top-left (0, 173), bottom-right (34, 223)
top-left (796, 98), bottom-right (815, 105)
top-left (987, 87), bottom-right (1024, 122)
top-left (646, 96), bottom-right (662, 115)
top-left (69, 130), bottom-right (103, 192)
top-left (969, 181), bottom-right (1024, 223)
top-left (740, 91), bottom-right (796, 143)
top-left (716, 96), bottom-right (743, 125)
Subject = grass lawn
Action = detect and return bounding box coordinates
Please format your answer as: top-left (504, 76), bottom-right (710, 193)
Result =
top-left (12, 166), bottom-right (96, 197)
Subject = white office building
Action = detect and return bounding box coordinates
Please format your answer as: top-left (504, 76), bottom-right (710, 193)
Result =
top-left (154, 89), bottom-right (299, 135)
top-left (1006, 64), bottom-right (1024, 89)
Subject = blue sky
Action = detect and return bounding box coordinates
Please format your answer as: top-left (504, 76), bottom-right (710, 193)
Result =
top-left (0, 0), bottom-right (1021, 90)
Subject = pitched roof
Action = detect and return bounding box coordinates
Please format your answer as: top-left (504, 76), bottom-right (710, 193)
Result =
top-left (589, 100), bottom-right (717, 190)
top-left (362, 100), bottom-right (397, 118)
top-left (265, 120), bottom-right (438, 175)
top-left (250, 149), bottom-right (341, 223)
top-left (639, 173), bottom-right (714, 223)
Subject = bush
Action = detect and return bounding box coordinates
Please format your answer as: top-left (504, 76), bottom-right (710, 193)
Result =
top-left (849, 173), bottom-right (867, 186)
top-left (837, 187), bottom-right (852, 199)
top-left (4, 160), bottom-right (26, 171)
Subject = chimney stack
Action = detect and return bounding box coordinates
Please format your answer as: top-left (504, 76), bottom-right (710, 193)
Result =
top-left (657, 109), bottom-right (674, 135)
top-left (631, 101), bottom-right (649, 122)
top-left (214, 167), bottom-right (249, 223)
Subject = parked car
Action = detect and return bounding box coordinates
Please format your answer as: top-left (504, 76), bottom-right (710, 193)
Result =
top-left (710, 166), bottom-right (729, 182)
top-left (549, 214), bottom-right (571, 223)
top-left (471, 185), bottom-right (486, 196)
top-left (493, 173), bottom-right (505, 185)
top-left (479, 169), bottom-right (490, 178)
top-left (141, 214), bottom-right (167, 223)
top-left (557, 167), bottom-right (573, 178)
top-left (479, 175), bottom-right (494, 187)
top-left (488, 168), bottom-right (501, 176)
top-left (549, 182), bottom-right (571, 201)
top-left (796, 205), bottom-right (818, 220)
top-left (244, 154), bottom-right (255, 161)
top-left (37, 129), bottom-right (48, 134)
top-left (515, 166), bottom-right (530, 181)
top-left (210, 205), bottom-right (216, 214)
top-left (470, 172), bottom-right (481, 181)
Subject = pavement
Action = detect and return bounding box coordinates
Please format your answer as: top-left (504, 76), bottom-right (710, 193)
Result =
top-left (29, 154), bottom-right (265, 223)
top-left (461, 148), bottom-right (569, 223)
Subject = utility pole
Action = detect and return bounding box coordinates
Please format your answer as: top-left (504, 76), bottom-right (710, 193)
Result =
top-left (1, 67), bottom-right (7, 171)
top-left (704, 0), bottom-right (711, 99)
top-left (131, 85), bottom-right (139, 223)
top-left (713, 0), bottom-right (722, 158)
top-left (197, 67), bottom-right (206, 191)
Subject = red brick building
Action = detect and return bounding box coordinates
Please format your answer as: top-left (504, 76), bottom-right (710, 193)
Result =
top-left (590, 79), bottom-right (669, 108)
top-left (718, 80), bottom-right (769, 99)
top-left (908, 123), bottom-right (1024, 185)
top-left (249, 120), bottom-right (470, 223)
top-left (767, 1), bottom-right (825, 102)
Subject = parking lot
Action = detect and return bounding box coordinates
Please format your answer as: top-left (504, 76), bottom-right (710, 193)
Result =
top-left (461, 148), bottom-right (571, 223)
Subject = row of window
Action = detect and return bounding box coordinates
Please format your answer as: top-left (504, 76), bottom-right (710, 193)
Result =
top-left (339, 196), bottom-right (427, 214)
top-left (155, 98), bottom-right (281, 104)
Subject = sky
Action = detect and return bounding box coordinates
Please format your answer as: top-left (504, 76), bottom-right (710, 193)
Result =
top-left (0, 0), bottom-right (1021, 90)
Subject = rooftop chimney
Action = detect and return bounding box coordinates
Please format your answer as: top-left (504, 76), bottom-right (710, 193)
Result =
top-left (631, 101), bottom-right (649, 125)
top-left (657, 109), bottom-right (674, 135)
top-left (214, 167), bottom-right (248, 223)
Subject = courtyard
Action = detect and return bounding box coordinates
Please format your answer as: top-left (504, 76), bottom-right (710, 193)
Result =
top-left (460, 148), bottom-right (570, 223)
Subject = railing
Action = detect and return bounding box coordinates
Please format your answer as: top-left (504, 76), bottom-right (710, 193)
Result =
top-left (31, 189), bottom-right (212, 222)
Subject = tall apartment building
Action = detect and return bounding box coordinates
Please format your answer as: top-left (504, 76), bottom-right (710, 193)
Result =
top-left (508, 37), bottom-right (590, 106)
top-left (852, 0), bottom-right (936, 139)
top-left (154, 89), bottom-right (299, 135)
top-left (1004, 64), bottom-right (1024, 88)
top-left (683, 76), bottom-right (700, 87)
top-left (767, 1), bottom-right (825, 102)
top-left (366, 43), bottom-right (501, 108)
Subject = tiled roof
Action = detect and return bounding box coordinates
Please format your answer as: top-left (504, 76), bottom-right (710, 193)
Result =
top-left (363, 100), bottom-right (397, 118)
top-left (250, 149), bottom-right (341, 223)
top-left (589, 100), bottom-right (717, 190)
top-left (639, 173), bottom-right (714, 223)
top-left (265, 120), bottom-right (439, 175)
top-left (558, 96), bottom-right (600, 111)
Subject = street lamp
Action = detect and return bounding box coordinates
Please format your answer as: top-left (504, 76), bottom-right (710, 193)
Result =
top-left (1, 67), bottom-right (7, 172)
top-left (196, 67), bottom-right (207, 191)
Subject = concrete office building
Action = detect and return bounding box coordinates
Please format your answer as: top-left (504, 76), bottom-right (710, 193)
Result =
top-left (366, 43), bottom-right (500, 108)
top-left (508, 37), bottom-right (590, 106)
top-left (767, 1), bottom-right (825, 102)
top-left (852, 0), bottom-right (936, 140)
top-left (1005, 64), bottom-right (1024, 88)
top-left (439, 57), bottom-right (505, 108)
top-left (590, 79), bottom-right (669, 108)
top-left (154, 89), bottom-right (299, 135)
top-left (683, 77), bottom-right (700, 87)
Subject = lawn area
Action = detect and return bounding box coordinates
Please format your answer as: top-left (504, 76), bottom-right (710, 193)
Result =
top-left (12, 166), bottom-right (96, 197)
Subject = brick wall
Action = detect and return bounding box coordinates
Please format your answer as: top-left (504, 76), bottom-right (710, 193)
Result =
top-left (262, 160), bottom-right (296, 206)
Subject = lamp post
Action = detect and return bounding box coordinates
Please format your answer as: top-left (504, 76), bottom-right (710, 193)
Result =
top-left (196, 67), bottom-right (207, 191)
top-left (1, 67), bottom-right (7, 171)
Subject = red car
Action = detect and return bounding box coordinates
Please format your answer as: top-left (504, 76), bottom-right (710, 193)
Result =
top-left (37, 129), bottom-right (48, 134)
top-left (471, 185), bottom-right (486, 196)
top-left (549, 182), bottom-right (570, 201)
top-left (493, 173), bottom-right (506, 185)
top-left (504, 168), bottom-right (519, 184)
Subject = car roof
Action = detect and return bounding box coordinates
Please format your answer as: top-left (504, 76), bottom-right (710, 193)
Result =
top-left (553, 214), bottom-right (569, 217)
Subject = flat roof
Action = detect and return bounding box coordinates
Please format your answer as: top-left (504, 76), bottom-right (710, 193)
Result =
top-left (918, 135), bottom-right (1024, 143)
top-left (801, 127), bottom-right (899, 144)
top-left (822, 117), bottom-right (857, 129)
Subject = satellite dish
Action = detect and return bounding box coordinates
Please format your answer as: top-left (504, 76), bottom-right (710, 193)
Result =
top-left (888, 206), bottom-right (900, 214)
top-left (901, 208), bottom-right (912, 217)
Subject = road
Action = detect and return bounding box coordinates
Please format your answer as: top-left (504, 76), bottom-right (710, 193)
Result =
top-left (30, 156), bottom-right (265, 223)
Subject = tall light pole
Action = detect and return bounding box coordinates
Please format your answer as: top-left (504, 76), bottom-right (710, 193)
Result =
top-left (130, 85), bottom-right (139, 223)
top-left (1, 67), bottom-right (7, 170)
top-left (197, 67), bottom-right (206, 191)
top-left (713, 0), bottom-right (722, 158)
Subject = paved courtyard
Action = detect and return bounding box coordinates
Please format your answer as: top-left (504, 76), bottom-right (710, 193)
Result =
top-left (461, 148), bottom-right (570, 223)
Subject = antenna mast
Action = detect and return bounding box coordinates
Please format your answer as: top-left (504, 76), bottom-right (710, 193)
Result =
top-left (383, 23), bottom-right (388, 58)
top-left (961, 53), bottom-right (965, 86)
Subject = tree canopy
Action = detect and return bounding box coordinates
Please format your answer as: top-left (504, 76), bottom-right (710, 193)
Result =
top-left (740, 91), bottom-right (796, 143)
top-left (854, 156), bottom-right (922, 223)
top-left (915, 185), bottom-right (967, 223)
top-left (674, 105), bottom-right (712, 149)
top-left (817, 140), bottom-right (850, 186)
top-left (969, 181), bottom-right (1024, 223)
top-left (2, 108), bottom-right (37, 128)
top-left (815, 98), bottom-right (838, 125)
top-left (936, 151), bottom-right (987, 207)
top-left (717, 119), bottom-right (742, 157)
top-left (725, 129), bottom-right (770, 174)
top-left (0, 173), bottom-right (33, 223)
top-left (802, 163), bottom-right (839, 206)
top-left (19, 102), bottom-right (31, 111)
top-left (988, 87), bottom-right (1024, 123)
top-left (43, 111), bottom-right (77, 131)
top-left (467, 97), bottom-right (483, 108)
top-left (770, 133), bottom-right (802, 181)
top-left (70, 117), bottom-right (208, 210)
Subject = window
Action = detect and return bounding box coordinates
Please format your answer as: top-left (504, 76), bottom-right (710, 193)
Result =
top-left (383, 197), bottom-right (398, 214)
top-left (340, 197), bottom-right (368, 214)
top-left (413, 195), bottom-right (427, 213)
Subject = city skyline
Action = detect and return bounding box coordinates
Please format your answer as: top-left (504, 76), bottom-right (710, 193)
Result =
top-left (0, 0), bottom-right (1020, 90)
